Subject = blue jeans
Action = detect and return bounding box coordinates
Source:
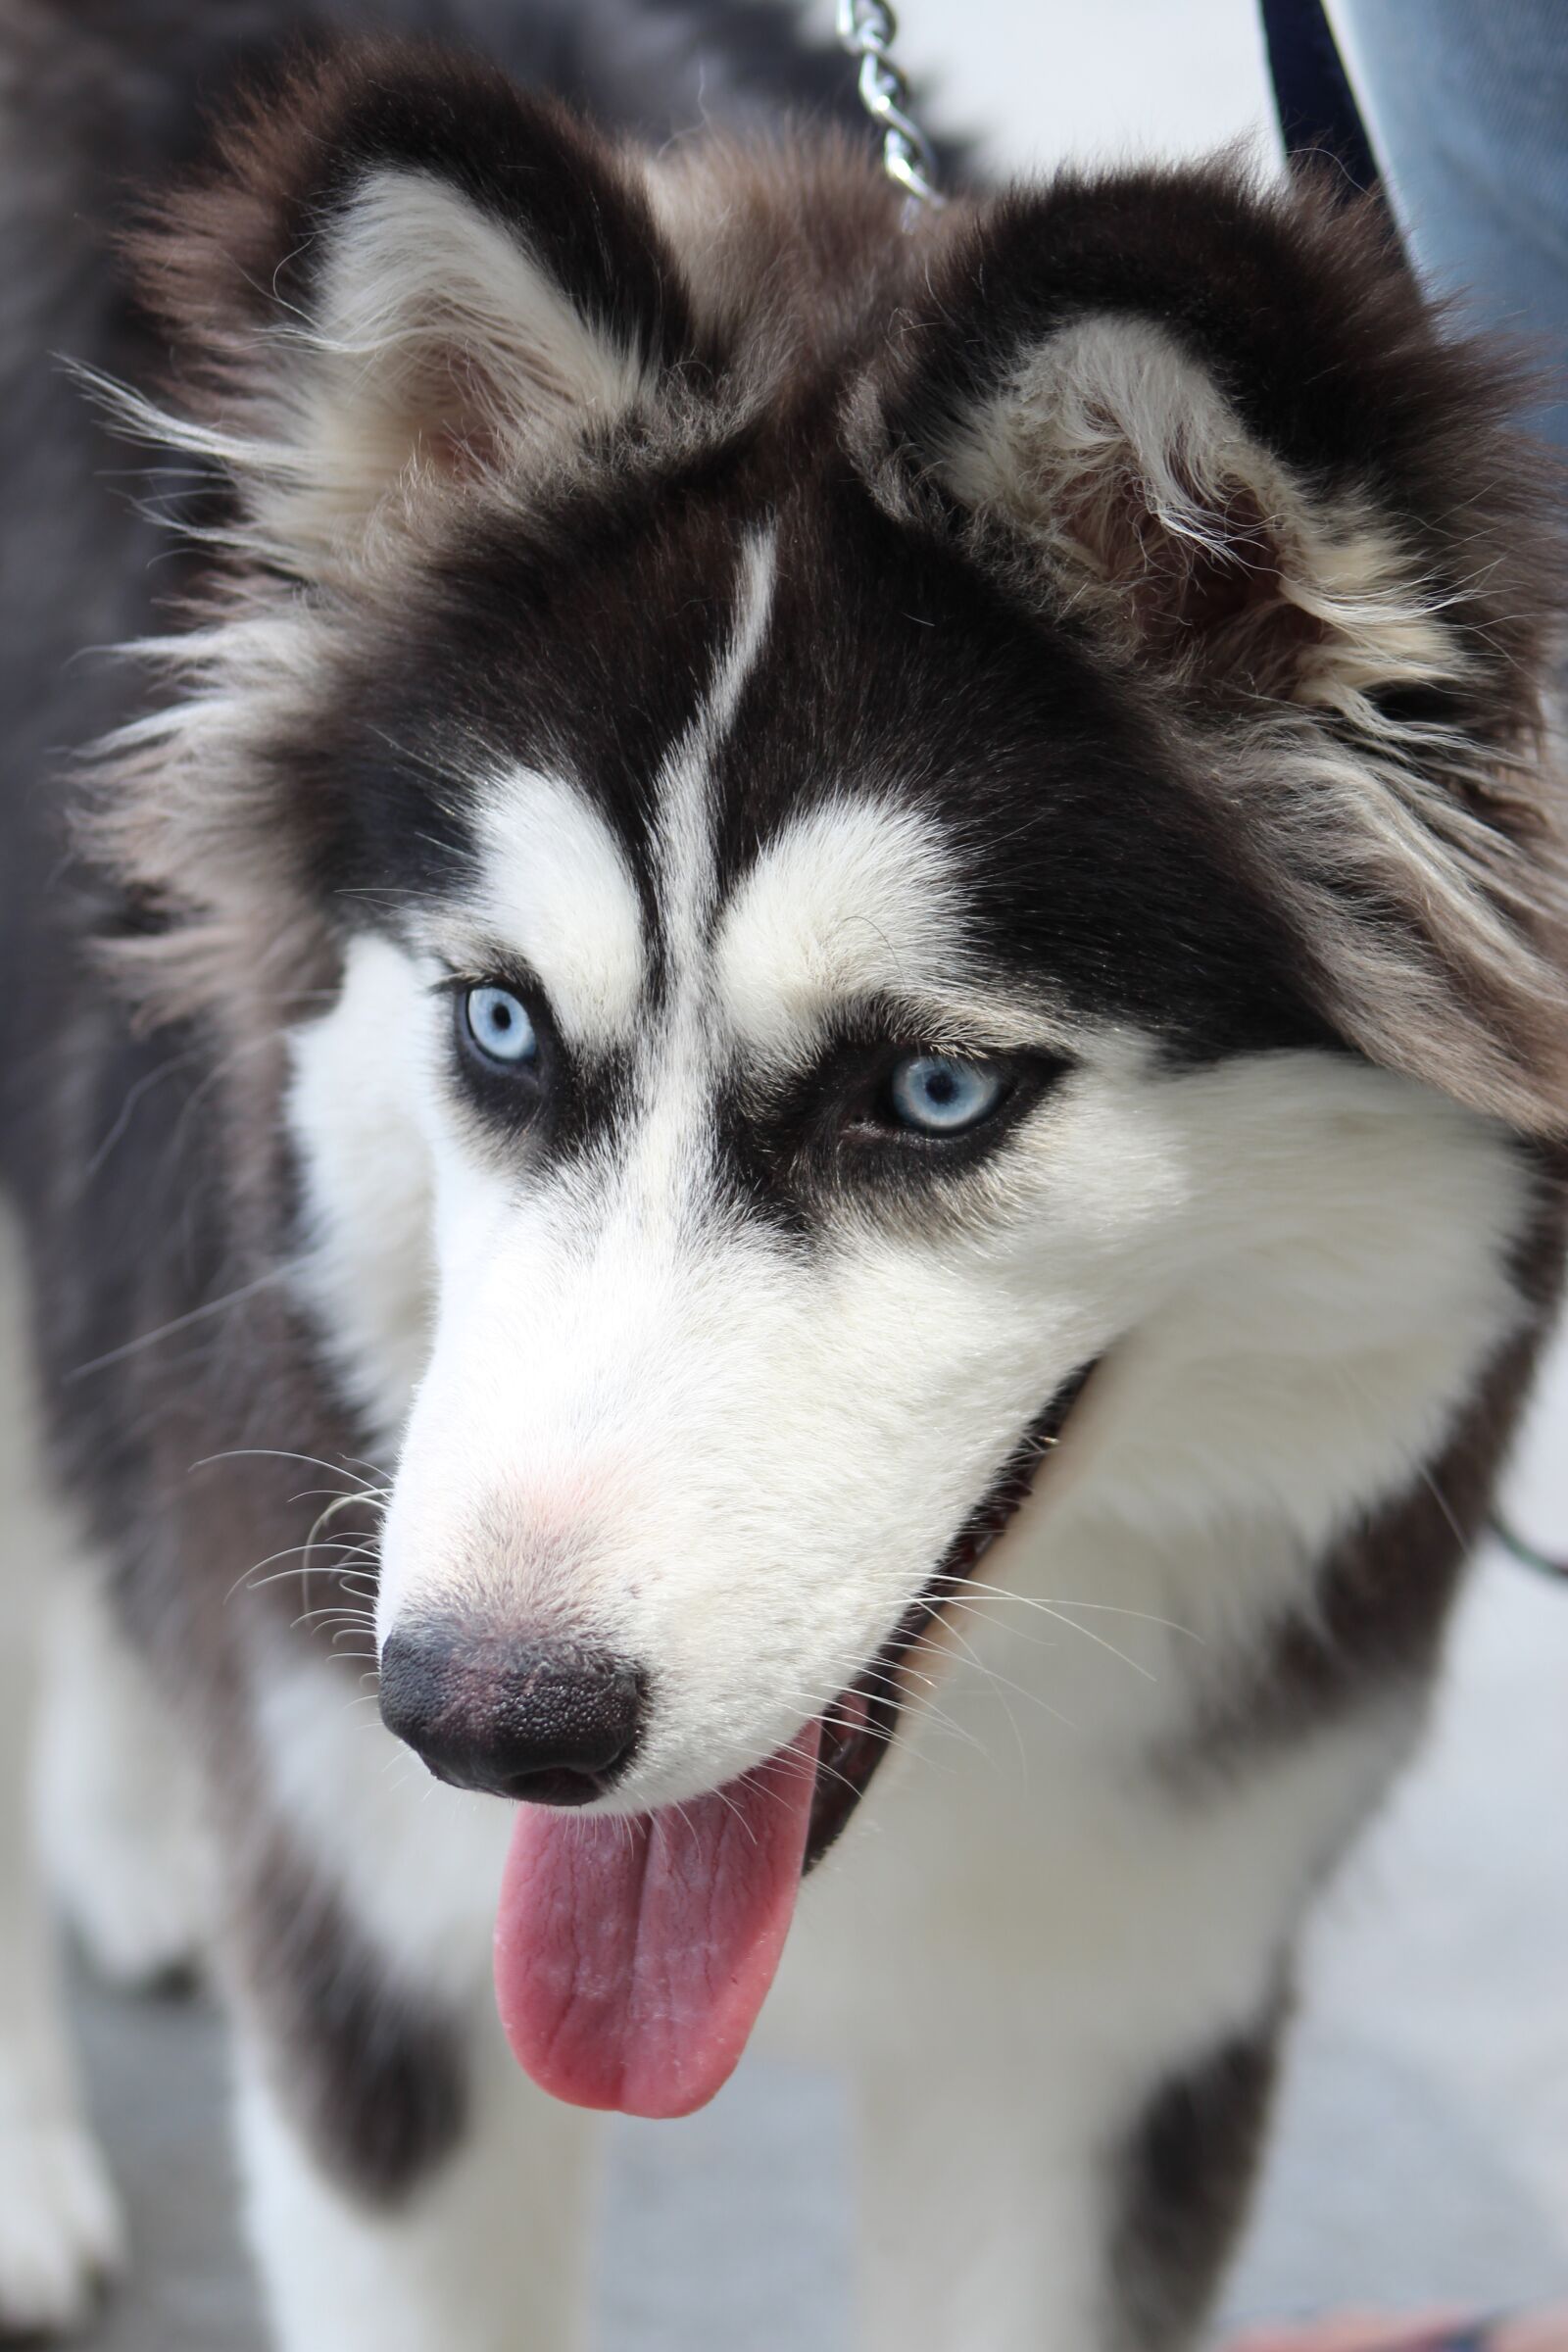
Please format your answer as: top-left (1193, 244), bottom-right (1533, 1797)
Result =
top-left (1337, 0), bottom-right (1568, 448)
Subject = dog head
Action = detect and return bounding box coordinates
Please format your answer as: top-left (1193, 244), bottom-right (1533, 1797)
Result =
top-left (94, 47), bottom-right (1566, 2107)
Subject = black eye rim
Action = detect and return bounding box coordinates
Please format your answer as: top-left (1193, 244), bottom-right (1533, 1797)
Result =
top-left (832, 1040), bottom-right (1072, 1159)
top-left (461, 980), bottom-right (538, 1068)
top-left (435, 967), bottom-right (559, 1120)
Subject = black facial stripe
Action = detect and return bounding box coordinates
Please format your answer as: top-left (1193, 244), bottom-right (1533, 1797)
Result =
top-left (286, 447), bottom-right (786, 990)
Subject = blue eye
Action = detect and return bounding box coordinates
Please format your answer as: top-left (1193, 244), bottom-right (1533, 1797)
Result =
top-left (887, 1054), bottom-right (1006, 1136)
top-left (462, 985), bottom-right (538, 1067)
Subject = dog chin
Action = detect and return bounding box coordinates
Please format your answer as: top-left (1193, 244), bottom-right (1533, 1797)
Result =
top-left (591, 1352), bottom-right (1100, 1861)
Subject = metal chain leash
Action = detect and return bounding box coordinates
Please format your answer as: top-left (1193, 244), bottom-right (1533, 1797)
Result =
top-left (836, 0), bottom-right (946, 213)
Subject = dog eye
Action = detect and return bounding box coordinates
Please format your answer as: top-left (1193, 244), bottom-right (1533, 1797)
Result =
top-left (461, 985), bottom-right (538, 1067)
top-left (885, 1054), bottom-right (1007, 1137)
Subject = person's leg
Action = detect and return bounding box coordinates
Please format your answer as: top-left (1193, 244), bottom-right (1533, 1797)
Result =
top-left (1332, 0), bottom-right (1568, 448)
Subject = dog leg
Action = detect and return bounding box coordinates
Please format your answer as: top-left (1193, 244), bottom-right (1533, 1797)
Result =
top-left (831, 1698), bottom-right (1410, 2352)
top-left (0, 1616), bottom-right (125, 2339)
top-left (35, 1574), bottom-right (210, 1992)
top-left (235, 1988), bottom-right (599, 2352)
top-left (856, 2054), bottom-right (1111, 2352)
top-left (855, 2012), bottom-right (1280, 2352)
top-left (0, 1214), bottom-right (123, 2336)
top-left (225, 1643), bottom-right (598, 2351)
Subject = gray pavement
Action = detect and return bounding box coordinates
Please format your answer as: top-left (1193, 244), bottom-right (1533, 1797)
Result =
top-left (72, 1972), bottom-right (257, 2352)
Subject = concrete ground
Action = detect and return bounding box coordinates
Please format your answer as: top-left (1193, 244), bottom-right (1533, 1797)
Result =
top-left (52, 0), bottom-right (1568, 2345)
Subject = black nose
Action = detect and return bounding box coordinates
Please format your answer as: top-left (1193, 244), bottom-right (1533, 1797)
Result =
top-left (378, 1624), bottom-right (644, 1805)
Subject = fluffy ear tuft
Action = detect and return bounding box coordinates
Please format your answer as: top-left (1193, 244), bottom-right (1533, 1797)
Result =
top-left (873, 165), bottom-right (1561, 727)
top-left (122, 46), bottom-right (699, 573)
top-left (931, 310), bottom-right (1455, 717)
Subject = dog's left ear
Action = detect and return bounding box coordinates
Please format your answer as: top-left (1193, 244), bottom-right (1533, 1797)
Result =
top-left (912, 304), bottom-right (1440, 710)
top-left (877, 172), bottom-right (1556, 724)
top-left (870, 170), bottom-right (1568, 1132)
top-left (129, 46), bottom-right (699, 579)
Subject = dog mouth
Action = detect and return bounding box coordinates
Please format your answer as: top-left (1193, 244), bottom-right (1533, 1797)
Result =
top-left (493, 1363), bottom-right (1093, 2122)
top-left (803, 1360), bottom-right (1094, 1873)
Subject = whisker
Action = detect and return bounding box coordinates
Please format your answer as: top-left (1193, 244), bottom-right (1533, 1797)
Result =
top-left (190, 1447), bottom-right (388, 1492)
top-left (66, 1264), bottom-right (299, 1378)
top-left (939, 1577), bottom-right (1202, 1642)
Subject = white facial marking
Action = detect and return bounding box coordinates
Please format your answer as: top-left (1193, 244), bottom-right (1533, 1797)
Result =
top-left (650, 527), bottom-right (778, 999)
top-left (287, 934), bottom-right (436, 1452)
top-left (576, 526), bottom-right (780, 1233)
top-left (472, 771), bottom-right (647, 1048)
top-left (714, 796), bottom-right (965, 1060)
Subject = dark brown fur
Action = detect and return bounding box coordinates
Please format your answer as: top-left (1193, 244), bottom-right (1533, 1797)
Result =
top-left (1108, 2012), bottom-right (1287, 2352)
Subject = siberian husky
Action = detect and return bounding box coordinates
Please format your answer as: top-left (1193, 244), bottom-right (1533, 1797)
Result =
top-left (1, 3), bottom-right (1565, 2346)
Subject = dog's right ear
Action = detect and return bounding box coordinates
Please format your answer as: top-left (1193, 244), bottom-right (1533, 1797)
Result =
top-left (128, 47), bottom-right (697, 578)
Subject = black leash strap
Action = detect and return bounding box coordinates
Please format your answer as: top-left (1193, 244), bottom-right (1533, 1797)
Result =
top-left (1259, 0), bottom-right (1384, 201)
top-left (1493, 1519), bottom-right (1568, 1585)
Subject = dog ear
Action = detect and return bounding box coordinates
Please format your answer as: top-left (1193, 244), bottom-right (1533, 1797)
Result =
top-left (876, 172), bottom-right (1550, 724)
top-left (126, 47), bottom-right (698, 577)
top-left (917, 306), bottom-right (1450, 713)
top-left (868, 169), bottom-right (1568, 1133)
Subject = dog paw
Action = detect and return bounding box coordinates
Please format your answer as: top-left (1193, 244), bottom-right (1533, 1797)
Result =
top-left (0, 2112), bottom-right (123, 2339)
top-left (52, 1810), bottom-right (209, 1994)
top-left (36, 1581), bottom-right (211, 1995)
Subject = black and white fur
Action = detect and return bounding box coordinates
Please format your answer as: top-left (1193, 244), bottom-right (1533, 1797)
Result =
top-left (1, 4), bottom-right (1566, 2345)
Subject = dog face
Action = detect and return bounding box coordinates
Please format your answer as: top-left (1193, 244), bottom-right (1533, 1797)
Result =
top-left (291, 519), bottom-right (1318, 1813)
top-left (100, 55), bottom-right (1567, 1829)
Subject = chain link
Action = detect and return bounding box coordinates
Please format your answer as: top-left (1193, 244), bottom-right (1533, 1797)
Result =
top-left (836, 0), bottom-right (945, 213)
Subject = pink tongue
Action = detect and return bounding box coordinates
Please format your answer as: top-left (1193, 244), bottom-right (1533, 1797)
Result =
top-left (493, 1725), bottom-right (821, 2119)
